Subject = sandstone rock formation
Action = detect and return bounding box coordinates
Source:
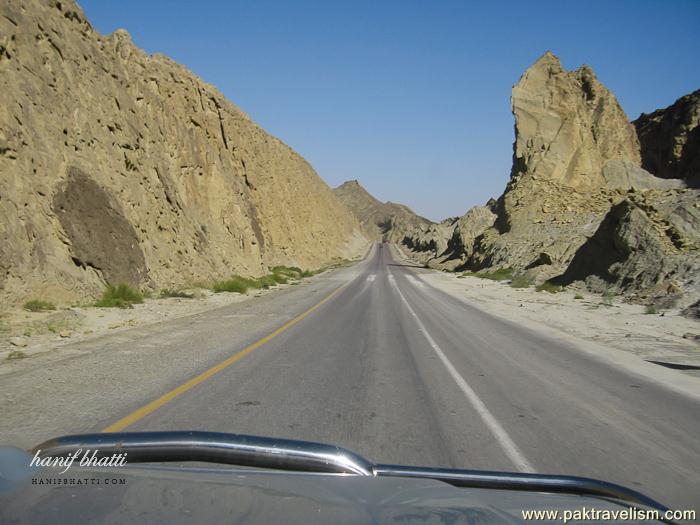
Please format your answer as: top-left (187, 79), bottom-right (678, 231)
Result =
top-left (464, 52), bottom-right (651, 275)
top-left (333, 180), bottom-right (443, 248)
top-left (412, 205), bottom-right (497, 270)
top-left (553, 189), bottom-right (699, 302)
top-left (633, 89), bottom-right (700, 186)
top-left (401, 218), bottom-right (454, 263)
top-left (0, 0), bottom-right (366, 305)
top-left (426, 52), bottom-right (698, 305)
top-left (509, 51), bottom-right (641, 190)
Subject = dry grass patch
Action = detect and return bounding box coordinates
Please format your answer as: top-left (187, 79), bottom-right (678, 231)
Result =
top-left (23, 300), bottom-right (56, 312)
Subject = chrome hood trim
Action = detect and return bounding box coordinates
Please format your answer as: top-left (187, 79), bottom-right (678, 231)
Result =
top-left (33, 431), bottom-right (669, 514)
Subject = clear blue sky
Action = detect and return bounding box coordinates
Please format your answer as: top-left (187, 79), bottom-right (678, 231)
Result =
top-left (79, 0), bottom-right (700, 221)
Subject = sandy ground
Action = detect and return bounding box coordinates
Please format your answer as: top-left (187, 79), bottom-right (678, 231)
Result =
top-left (393, 246), bottom-right (700, 377)
top-left (0, 284), bottom-right (301, 363)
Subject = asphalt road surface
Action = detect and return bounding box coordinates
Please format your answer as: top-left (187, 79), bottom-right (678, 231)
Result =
top-left (113, 244), bottom-right (699, 511)
top-left (4, 243), bottom-right (698, 513)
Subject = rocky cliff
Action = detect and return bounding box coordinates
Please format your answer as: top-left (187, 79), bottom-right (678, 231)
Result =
top-left (633, 89), bottom-right (700, 186)
top-left (509, 52), bottom-right (641, 190)
top-left (0, 0), bottom-right (366, 305)
top-left (435, 204), bottom-right (497, 269)
top-left (409, 52), bottom-right (698, 306)
top-left (333, 180), bottom-right (447, 251)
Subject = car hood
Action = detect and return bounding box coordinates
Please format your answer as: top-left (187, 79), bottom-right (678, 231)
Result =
top-left (0, 463), bottom-right (662, 524)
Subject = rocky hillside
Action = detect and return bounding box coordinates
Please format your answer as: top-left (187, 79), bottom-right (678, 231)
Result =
top-left (404, 52), bottom-right (699, 306)
top-left (0, 0), bottom-right (367, 305)
top-left (634, 89), bottom-right (700, 187)
top-left (333, 180), bottom-right (448, 250)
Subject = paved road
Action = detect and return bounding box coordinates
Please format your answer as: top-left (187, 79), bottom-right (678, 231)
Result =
top-left (113, 244), bottom-right (699, 511)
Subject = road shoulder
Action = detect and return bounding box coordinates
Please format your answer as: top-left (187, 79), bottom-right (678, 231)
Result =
top-left (390, 244), bottom-right (700, 402)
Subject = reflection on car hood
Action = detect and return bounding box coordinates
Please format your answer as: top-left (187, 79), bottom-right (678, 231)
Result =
top-left (0, 463), bottom-right (663, 524)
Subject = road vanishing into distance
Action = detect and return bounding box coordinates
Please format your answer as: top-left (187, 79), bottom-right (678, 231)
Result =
top-left (3, 244), bottom-right (699, 511)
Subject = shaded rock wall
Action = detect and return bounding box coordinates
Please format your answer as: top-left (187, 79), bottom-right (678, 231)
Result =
top-left (554, 191), bottom-right (699, 297)
top-left (53, 167), bottom-right (148, 288)
top-left (634, 89), bottom-right (700, 186)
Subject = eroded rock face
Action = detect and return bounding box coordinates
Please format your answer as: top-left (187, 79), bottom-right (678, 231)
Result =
top-left (461, 53), bottom-right (652, 275)
top-left (439, 52), bottom-right (698, 305)
top-left (0, 0), bottom-right (366, 304)
top-left (634, 89), bottom-right (700, 186)
top-left (510, 52), bottom-right (640, 189)
top-left (424, 206), bottom-right (496, 269)
top-left (601, 160), bottom-right (683, 190)
top-left (401, 220), bottom-right (453, 261)
top-left (553, 190), bottom-right (700, 304)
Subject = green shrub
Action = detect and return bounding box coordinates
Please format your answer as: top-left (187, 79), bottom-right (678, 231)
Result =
top-left (536, 281), bottom-right (562, 294)
top-left (213, 266), bottom-right (315, 294)
top-left (95, 284), bottom-right (144, 308)
top-left (272, 265), bottom-right (317, 283)
top-left (476, 268), bottom-right (514, 281)
top-left (212, 276), bottom-right (255, 294)
top-left (271, 273), bottom-right (288, 284)
top-left (645, 305), bottom-right (658, 315)
top-left (574, 293), bottom-right (584, 300)
top-left (23, 300), bottom-right (56, 312)
top-left (7, 350), bottom-right (27, 360)
top-left (160, 289), bottom-right (194, 299)
top-left (271, 266), bottom-right (315, 280)
top-left (255, 275), bottom-right (278, 289)
top-left (509, 275), bottom-right (534, 289)
top-left (271, 266), bottom-right (302, 277)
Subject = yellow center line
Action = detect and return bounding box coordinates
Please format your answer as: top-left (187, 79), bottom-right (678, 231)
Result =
top-left (102, 281), bottom-right (349, 432)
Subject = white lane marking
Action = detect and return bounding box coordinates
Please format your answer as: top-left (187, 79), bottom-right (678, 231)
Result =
top-left (367, 274), bottom-right (376, 282)
top-left (405, 274), bottom-right (425, 288)
top-left (388, 270), bottom-right (534, 473)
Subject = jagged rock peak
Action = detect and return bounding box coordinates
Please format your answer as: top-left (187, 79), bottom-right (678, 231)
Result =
top-left (511, 51), bottom-right (641, 189)
top-left (529, 50), bottom-right (563, 70)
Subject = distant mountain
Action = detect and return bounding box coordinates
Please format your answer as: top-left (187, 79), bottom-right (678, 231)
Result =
top-left (334, 180), bottom-right (455, 263)
top-left (333, 180), bottom-right (433, 242)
